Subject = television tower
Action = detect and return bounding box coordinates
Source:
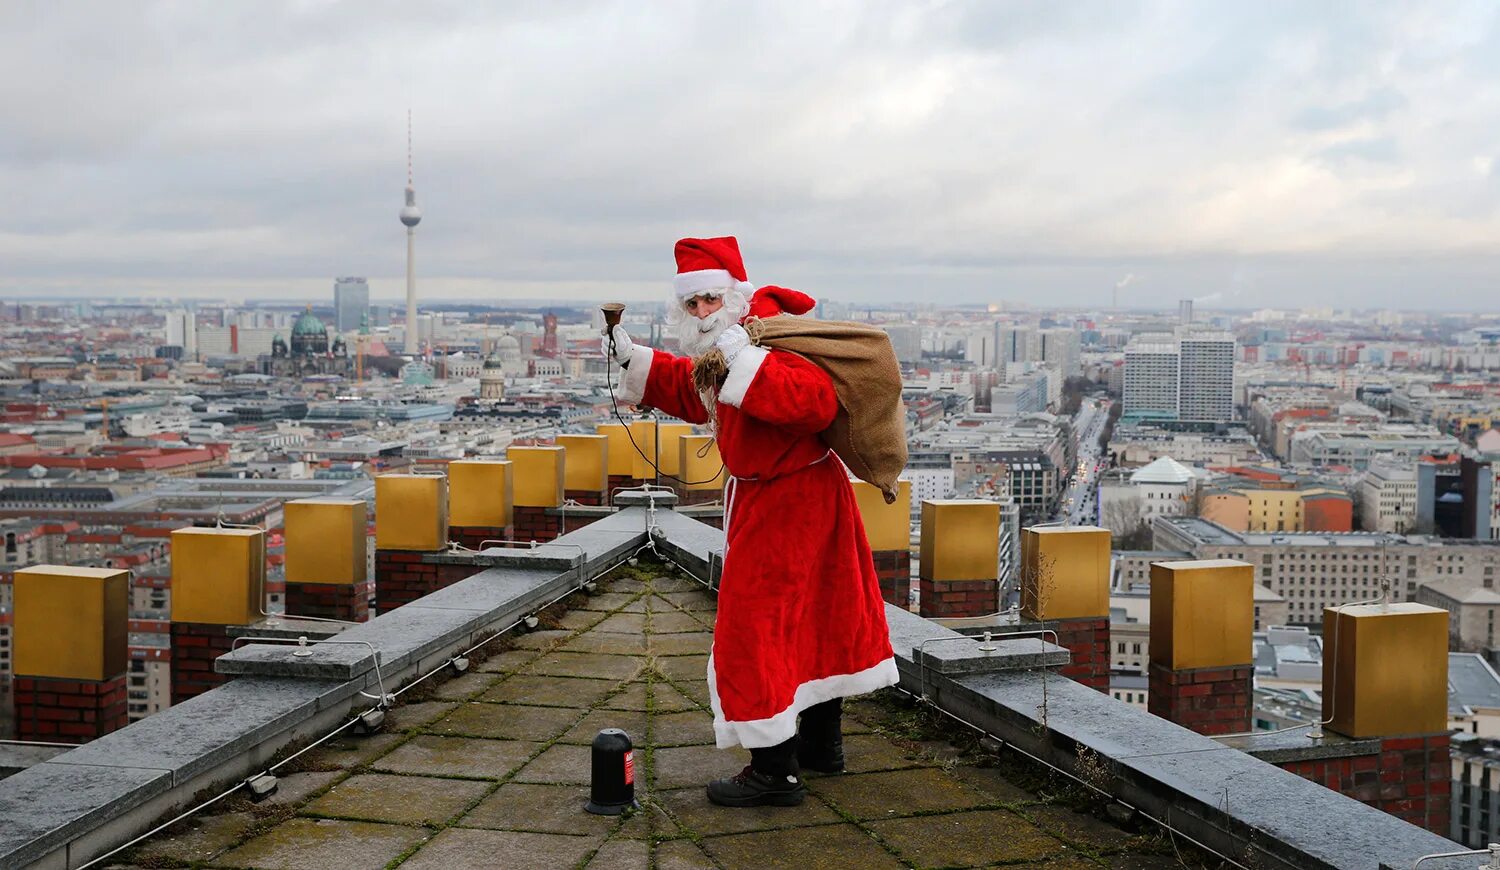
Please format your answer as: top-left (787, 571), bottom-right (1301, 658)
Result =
top-left (400, 111), bottom-right (423, 355)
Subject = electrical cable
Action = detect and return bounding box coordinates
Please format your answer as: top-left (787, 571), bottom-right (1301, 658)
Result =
top-left (1210, 585), bottom-right (1390, 740)
top-left (603, 327), bottom-right (726, 487)
top-left (76, 550), bottom-right (636, 870)
top-left (893, 685), bottom-right (1247, 869)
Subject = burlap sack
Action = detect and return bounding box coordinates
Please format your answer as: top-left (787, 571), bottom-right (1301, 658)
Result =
top-left (694, 317), bottom-right (908, 504)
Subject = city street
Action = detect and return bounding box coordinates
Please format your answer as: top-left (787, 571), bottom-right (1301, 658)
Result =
top-left (1056, 397), bottom-right (1111, 526)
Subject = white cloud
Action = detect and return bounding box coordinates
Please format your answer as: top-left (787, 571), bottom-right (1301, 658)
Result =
top-left (2, 0), bottom-right (1499, 308)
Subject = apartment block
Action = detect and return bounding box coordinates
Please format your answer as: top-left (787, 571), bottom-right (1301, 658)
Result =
top-left (1123, 337), bottom-right (1180, 419)
top-left (1153, 516), bottom-right (1500, 626)
top-left (1178, 334), bottom-right (1236, 423)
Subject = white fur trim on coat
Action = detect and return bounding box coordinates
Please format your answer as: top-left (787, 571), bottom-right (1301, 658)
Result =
top-left (717, 345), bottom-right (767, 407)
top-left (706, 651), bottom-right (900, 749)
top-left (675, 270), bottom-right (754, 298)
top-left (617, 344), bottom-right (653, 404)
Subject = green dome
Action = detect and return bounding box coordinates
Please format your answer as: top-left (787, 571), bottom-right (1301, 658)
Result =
top-left (292, 309), bottom-right (327, 337)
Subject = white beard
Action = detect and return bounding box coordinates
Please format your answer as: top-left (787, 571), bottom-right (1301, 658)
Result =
top-left (676, 307), bottom-right (735, 357)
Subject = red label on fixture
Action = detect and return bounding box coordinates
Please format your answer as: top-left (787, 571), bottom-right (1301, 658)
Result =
top-left (624, 750), bottom-right (635, 785)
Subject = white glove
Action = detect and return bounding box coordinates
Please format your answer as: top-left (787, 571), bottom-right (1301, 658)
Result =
top-left (714, 324), bottom-right (751, 364)
top-left (601, 325), bottom-right (634, 365)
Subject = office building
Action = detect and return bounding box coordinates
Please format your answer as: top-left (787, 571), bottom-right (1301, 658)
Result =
top-left (1122, 332), bottom-right (1235, 423)
top-left (995, 324), bottom-right (1036, 366)
top-left (1038, 328), bottom-right (1081, 376)
top-left (334, 277), bottom-right (369, 332)
top-left (163, 310), bottom-right (196, 359)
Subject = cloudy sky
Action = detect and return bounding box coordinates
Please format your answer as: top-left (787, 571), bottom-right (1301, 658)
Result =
top-left (4, 1), bottom-right (1499, 309)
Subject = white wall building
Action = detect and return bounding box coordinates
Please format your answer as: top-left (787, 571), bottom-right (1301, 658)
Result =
top-left (1099, 456), bottom-right (1197, 534)
top-left (1357, 462), bottom-right (1419, 533)
top-left (1038, 328), bottom-right (1081, 376)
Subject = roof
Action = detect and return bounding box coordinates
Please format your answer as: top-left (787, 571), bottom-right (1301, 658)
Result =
top-left (291, 309), bottom-right (327, 336)
top-left (1129, 455), bottom-right (1194, 484)
top-left (1450, 653), bottom-right (1500, 715)
top-left (1422, 580), bottom-right (1500, 605)
top-left (125, 570), bottom-right (1160, 868)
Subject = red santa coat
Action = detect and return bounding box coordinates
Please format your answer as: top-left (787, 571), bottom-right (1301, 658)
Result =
top-left (619, 339), bottom-right (898, 749)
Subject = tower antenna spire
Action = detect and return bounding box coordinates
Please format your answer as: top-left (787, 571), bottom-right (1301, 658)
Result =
top-left (407, 109), bottom-right (413, 187)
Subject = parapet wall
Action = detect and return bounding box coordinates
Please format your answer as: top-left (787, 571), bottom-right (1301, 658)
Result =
top-left (0, 500), bottom-right (1476, 870)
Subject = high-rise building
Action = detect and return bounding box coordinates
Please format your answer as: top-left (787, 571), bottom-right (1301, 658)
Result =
top-left (1178, 299), bottom-right (1194, 324)
top-left (334, 277), bottom-right (369, 332)
top-left (995, 324), bottom-right (1035, 365)
top-left (1122, 336), bottom-right (1180, 419)
top-left (1178, 333), bottom-right (1235, 422)
top-left (1038, 328), bottom-right (1081, 376)
top-left (163, 310), bottom-right (197, 359)
top-left (1122, 332), bottom-right (1235, 423)
top-left (881, 324), bottom-right (922, 364)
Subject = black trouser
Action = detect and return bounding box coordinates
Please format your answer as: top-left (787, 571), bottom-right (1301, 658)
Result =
top-left (750, 698), bottom-right (842, 777)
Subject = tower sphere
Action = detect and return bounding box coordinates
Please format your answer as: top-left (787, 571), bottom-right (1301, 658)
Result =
top-left (400, 186), bottom-right (422, 228)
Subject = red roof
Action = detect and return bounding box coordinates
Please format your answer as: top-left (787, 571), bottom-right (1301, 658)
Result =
top-left (68, 532), bottom-right (123, 544)
top-left (0, 433), bottom-right (36, 448)
top-left (0, 444), bottom-right (226, 472)
top-left (123, 524), bottom-right (175, 538)
top-left (1272, 408), bottom-right (1330, 422)
top-left (35, 520), bottom-right (80, 535)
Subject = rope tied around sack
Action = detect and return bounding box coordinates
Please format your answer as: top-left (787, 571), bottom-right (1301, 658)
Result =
top-left (690, 316), bottom-right (766, 397)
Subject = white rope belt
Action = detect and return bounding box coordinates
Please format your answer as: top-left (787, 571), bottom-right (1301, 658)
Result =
top-left (722, 449), bottom-right (833, 556)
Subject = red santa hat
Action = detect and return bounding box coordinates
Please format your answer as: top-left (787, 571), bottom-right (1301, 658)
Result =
top-left (747, 285), bottom-right (816, 319)
top-left (673, 236), bottom-right (756, 299)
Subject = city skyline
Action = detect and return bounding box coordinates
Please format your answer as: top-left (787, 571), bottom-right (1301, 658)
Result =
top-left (2, 3), bottom-right (1499, 309)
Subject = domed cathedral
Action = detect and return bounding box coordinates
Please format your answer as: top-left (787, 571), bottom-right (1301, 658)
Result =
top-left (290, 308), bottom-right (330, 356)
top-left (260, 306), bottom-right (355, 378)
top-left (496, 334), bottom-right (526, 375)
top-left (479, 351), bottom-right (506, 401)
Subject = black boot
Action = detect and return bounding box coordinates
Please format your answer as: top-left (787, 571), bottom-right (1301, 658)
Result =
top-left (707, 737), bottom-right (806, 807)
top-left (797, 698), bottom-right (845, 774)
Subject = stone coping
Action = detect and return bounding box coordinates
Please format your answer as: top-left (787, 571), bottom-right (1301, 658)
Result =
top-left (225, 616), bottom-right (348, 641)
top-left (216, 642), bottom-right (376, 680)
top-left (613, 488), bottom-right (680, 509)
top-left (905, 664), bottom-right (1469, 869)
top-left (885, 604), bottom-right (1069, 676)
top-left (942, 612), bottom-right (1107, 636)
top-left (418, 544), bottom-right (586, 572)
top-left (0, 742), bottom-right (70, 776)
top-left (642, 508), bottom-right (723, 582)
top-left (0, 513), bottom-right (653, 869)
top-left (216, 562), bottom-right (599, 681)
top-left (916, 636), bottom-right (1071, 675)
top-left (1218, 728), bottom-right (1385, 763)
top-left (0, 504), bottom-right (1475, 870)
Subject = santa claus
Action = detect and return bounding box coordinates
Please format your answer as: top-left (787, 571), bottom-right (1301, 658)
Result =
top-left (602, 236), bottom-right (897, 807)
